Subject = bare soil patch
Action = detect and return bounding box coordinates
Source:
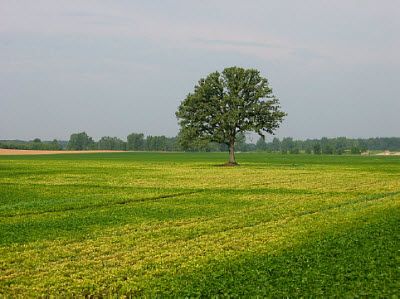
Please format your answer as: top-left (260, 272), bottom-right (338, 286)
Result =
top-left (375, 151), bottom-right (400, 156)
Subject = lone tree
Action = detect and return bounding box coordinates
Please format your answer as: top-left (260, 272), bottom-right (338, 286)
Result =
top-left (176, 66), bottom-right (286, 165)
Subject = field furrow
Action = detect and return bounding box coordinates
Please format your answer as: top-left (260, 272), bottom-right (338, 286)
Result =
top-left (0, 152), bottom-right (399, 296)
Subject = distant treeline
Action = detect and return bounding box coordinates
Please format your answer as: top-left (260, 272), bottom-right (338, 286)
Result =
top-left (65, 132), bottom-right (181, 151)
top-left (2, 133), bottom-right (400, 154)
top-left (255, 137), bottom-right (400, 154)
top-left (0, 139), bottom-right (66, 150)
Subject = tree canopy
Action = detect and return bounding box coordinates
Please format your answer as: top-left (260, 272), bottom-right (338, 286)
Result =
top-left (176, 66), bottom-right (286, 164)
top-left (67, 132), bottom-right (95, 150)
top-left (127, 133), bottom-right (145, 151)
top-left (98, 136), bottom-right (126, 150)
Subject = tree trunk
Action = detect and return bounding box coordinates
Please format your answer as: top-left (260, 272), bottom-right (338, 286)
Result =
top-left (228, 140), bottom-right (237, 165)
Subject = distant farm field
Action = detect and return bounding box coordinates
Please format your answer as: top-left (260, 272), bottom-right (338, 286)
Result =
top-left (0, 152), bottom-right (399, 296)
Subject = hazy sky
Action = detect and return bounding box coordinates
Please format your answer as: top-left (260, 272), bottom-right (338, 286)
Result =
top-left (1, 0), bottom-right (399, 141)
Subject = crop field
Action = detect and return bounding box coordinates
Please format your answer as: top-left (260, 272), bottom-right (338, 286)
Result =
top-left (0, 152), bottom-right (399, 296)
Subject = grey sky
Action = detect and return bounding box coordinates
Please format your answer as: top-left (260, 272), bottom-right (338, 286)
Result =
top-left (1, 0), bottom-right (399, 141)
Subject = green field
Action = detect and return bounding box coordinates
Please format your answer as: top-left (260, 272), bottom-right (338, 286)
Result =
top-left (0, 152), bottom-right (399, 296)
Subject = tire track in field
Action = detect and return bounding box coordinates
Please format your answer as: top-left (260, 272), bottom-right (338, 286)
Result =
top-left (151, 190), bottom-right (400, 244)
top-left (296, 191), bottom-right (400, 216)
top-left (0, 186), bottom-right (336, 218)
top-left (0, 190), bottom-right (203, 218)
top-left (124, 190), bottom-right (400, 243)
top-left (2, 189), bottom-right (399, 221)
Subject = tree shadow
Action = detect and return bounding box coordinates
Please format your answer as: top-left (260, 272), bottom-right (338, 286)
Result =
top-left (212, 162), bottom-right (240, 167)
top-left (144, 208), bottom-right (400, 297)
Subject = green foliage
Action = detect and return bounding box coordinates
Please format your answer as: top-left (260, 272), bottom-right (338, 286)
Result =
top-left (271, 137), bottom-right (281, 152)
top-left (127, 133), bottom-right (145, 150)
top-left (292, 137), bottom-right (400, 155)
top-left (0, 153), bottom-right (399, 296)
top-left (351, 146), bottom-right (361, 155)
top-left (334, 137), bottom-right (347, 155)
top-left (313, 143), bottom-right (322, 154)
top-left (67, 132), bottom-right (95, 150)
top-left (281, 137), bottom-right (294, 154)
top-left (51, 139), bottom-right (62, 150)
top-left (0, 139), bottom-right (62, 150)
top-left (98, 136), bottom-right (126, 150)
top-left (145, 135), bottom-right (178, 151)
top-left (176, 66), bottom-right (286, 163)
top-left (256, 137), bottom-right (267, 151)
top-left (234, 132), bottom-right (247, 152)
top-left (2, 135), bottom-right (400, 154)
top-left (320, 137), bottom-right (332, 154)
top-left (168, 209), bottom-right (400, 297)
top-left (145, 135), bottom-right (167, 151)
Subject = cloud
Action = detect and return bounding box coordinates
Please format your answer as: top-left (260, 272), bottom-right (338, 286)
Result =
top-left (195, 39), bottom-right (286, 49)
top-left (0, 1), bottom-right (295, 61)
top-left (2, 0), bottom-right (398, 72)
top-left (1, 0), bottom-right (399, 140)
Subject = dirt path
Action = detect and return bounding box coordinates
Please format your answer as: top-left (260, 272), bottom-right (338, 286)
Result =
top-left (0, 149), bottom-right (126, 155)
top-left (375, 151), bottom-right (400, 156)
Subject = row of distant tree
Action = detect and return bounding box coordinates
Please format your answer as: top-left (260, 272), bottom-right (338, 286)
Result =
top-left (254, 137), bottom-right (400, 154)
top-left (65, 132), bottom-right (180, 151)
top-left (0, 138), bottom-right (64, 150)
top-left (2, 133), bottom-right (400, 154)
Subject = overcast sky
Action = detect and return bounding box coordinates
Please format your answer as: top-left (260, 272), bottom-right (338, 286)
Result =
top-left (1, 0), bottom-right (399, 141)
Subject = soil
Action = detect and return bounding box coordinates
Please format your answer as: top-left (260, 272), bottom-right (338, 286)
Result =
top-left (375, 151), bottom-right (400, 156)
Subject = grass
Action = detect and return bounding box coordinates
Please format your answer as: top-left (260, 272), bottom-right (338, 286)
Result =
top-left (0, 152), bottom-right (399, 296)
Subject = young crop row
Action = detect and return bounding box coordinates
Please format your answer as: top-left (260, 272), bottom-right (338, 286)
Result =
top-left (0, 153), bottom-right (399, 296)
